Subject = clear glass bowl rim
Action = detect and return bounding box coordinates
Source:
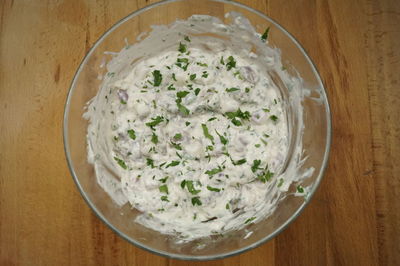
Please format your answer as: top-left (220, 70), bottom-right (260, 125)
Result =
top-left (63, 0), bottom-right (332, 260)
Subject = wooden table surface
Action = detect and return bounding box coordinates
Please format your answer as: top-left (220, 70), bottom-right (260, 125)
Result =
top-left (1, 0), bottom-right (399, 265)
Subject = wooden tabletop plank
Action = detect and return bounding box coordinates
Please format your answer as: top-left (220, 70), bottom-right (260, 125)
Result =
top-left (1, 0), bottom-right (399, 265)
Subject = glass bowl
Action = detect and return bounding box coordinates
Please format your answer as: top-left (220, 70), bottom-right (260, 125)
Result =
top-left (63, 0), bottom-right (331, 260)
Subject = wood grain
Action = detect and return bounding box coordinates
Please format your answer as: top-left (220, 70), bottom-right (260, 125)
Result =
top-left (1, 0), bottom-right (399, 265)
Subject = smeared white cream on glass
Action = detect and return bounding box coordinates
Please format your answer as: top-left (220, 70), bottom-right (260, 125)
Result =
top-left (84, 13), bottom-right (311, 241)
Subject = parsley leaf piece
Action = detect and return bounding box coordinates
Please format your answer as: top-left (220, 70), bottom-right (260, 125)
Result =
top-left (205, 166), bottom-right (223, 177)
top-left (172, 73), bottom-right (177, 81)
top-left (261, 27), bottom-right (270, 42)
top-left (166, 160), bottom-right (180, 168)
top-left (114, 157), bottom-right (127, 169)
top-left (251, 160), bottom-right (261, 173)
top-left (191, 197), bottom-right (202, 206)
top-left (207, 186), bottom-right (221, 192)
top-left (160, 195), bottom-right (169, 202)
top-left (176, 100), bottom-right (190, 116)
top-left (159, 176), bottom-right (169, 183)
top-left (146, 158), bottom-right (155, 168)
top-left (245, 217), bottom-right (256, 224)
top-left (152, 70), bottom-right (162, 86)
top-left (145, 116), bottom-right (164, 129)
top-left (226, 87), bottom-right (240, 92)
top-left (201, 124), bottom-right (214, 142)
top-left (215, 130), bottom-right (228, 145)
top-left (177, 91), bottom-right (190, 98)
top-left (176, 58), bottom-right (189, 71)
top-left (189, 74), bottom-right (196, 81)
top-left (167, 84), bottom-right (176, 90)
top-left (178, 42), bottom-right (187, 53)
top-left (159, 184), bottom-right (169, 194)
top-left (226, 56), bottom-right (236, 70)
top-left (184, 180), bottom-right (201, 195)
top-left (173, 133), bottom-right (182, 140)
top-left (232, 158), bottom-right (247, 166)
top-left (277, 178), bottom-right (284, 187)
top-left (194, 88), bottom-right (201, 96)
top-left (297, 185), bottom-right (304, 193)
top-left (184, 36), bottom-right (191, 42)
top-left (270, 115), bottom-right (278, 122)
top-left (171, 141), bottom-right (182, 150)
top-left (127, 129), bottom-right (136, 140)
top-left (151, 132), bottom-right (158, 144)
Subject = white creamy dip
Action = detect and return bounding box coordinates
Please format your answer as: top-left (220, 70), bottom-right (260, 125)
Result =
top-left (85, 13), bottom-right (310, 241)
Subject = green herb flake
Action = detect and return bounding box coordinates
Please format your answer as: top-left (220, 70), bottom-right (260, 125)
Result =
top-left (178, 42), bottom-right (187, 53)
top-left (146, 158), bottom-right (155, 168)
top-left (166, 160), bottom-right (180, 168)
top-left (194, 88), bottom-right (201, 96)
top-left (263, 108), bottom-right (270, 112)
top-left (261, 27), bottom-right (270, 42)
top-left (185, 121), bottom-right (191, 126)
top-left (201, 124), bottom-right (214, 142)
top-left (196, 62), bottom-right (208, 67)
top-left (145, 116), bottom-right (164, 129)
top-left (189, 74), bottom-right (196, 81)
top-left (159, 176), bottom-right (169, 183)
top-left (226, 56), bottom-right (236, 71)
top-left (176, 100), bottom-right (190, 116)
top-left (202, 71), bottom-right (209, 78)
top-left (159, 184), bottom-right (169, 194)
top-left (255, 144), bottom-right (261, 148)
top-left (160, 195), bottom-right (169, 202)
top-left (127, 129), bottom-right (136, 140)
top-left (251, 160), bottom-right (261, 173)
top-left (297, 185), bottom-right (304, 193)
top-left (215, 130), bottom-right (228, 145)
top-left (176, 58), bottom-right (189, 71)
top-left (257, 169), bottom-right (274, 183)
top-left (245, 87), bottom-right (250, 93)
top-left (232, 158), bottom-right (247, 166)
top-left (191, 197), bottom-right (202, 206)
top-left (120, 99), bottom-right (127, 104)
top-left (220, 56), bottom-right (225, 65)
top-left (114, 157), bottom-right (127, 169)
top-left (173, 133), bottom-right (182, 140)
top-left (183, 180), bottom-right (201, 195)
top-left (152, 70), bottom-right (162, 86)
top-left (226, 87), bottom-right (240, 92)
top-left (177, 90), bottom-right (190, 98)
top-left (245, 217), bottom-right (256, 224)
top-left (151, 132), bottom-right (158, 144)
top-left (270, 115), bottom-right (278, 122)
top-left (205, 166), bottom-right (223, 177)
top-left (184, 36), bottom-right (191, 42)
top-left (167, 84), bottom-right (176, 90)
top-left (207, 186), bottom-right (221, 192)
top-left (225, 203), bottom-right (230, 210)
top-left (277, 178), bottom-right (284, 187)
top-left (172, 73), bottom-right (177, 81)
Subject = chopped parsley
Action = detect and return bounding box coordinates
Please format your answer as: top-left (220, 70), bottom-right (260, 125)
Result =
top-left (207, 186), bottom-right (221, 192)
top-left (215, 130), bottom-right (228, 145)
top-left (251, 159), bottom-right (261, 173)
top-left (177, 90), bottom-right (190, 98)
top-left (231, 158), bottom-right (247, 166)
top-left (172, 73), bottom-right (177, 81)
top-left (194, 88), bottom-right (201, 96)
top-left (151, 132), bottom-right (158, 144)
top-left (297, 185), bottom-right (304, 193)
top-left (160, 195), bottom-right (169, 202)
top-left (127, 129), bottom-right (136, 140)
top-left (245, 87), bottom-right (250, 93)
top-left (270, 115), bottom-right (278, 122)
top-left (114, 157), bottom-right (127, 169)
top-left (145, 116), bottom-right (164, 129)
top-left (191, 197), bottom-right (202, 206)
top-left (261, 27), bottom-right (270, 42)
top-left (176, 99), bottom-right (190, 116)
top-left (197, 62), bottom-right (208, 67)
top-left (146, 158), bottom-right (155, 168)
top-left (176, 58), bottom-right (189, 71)
top-left (173, 133), bottom-right (182, 140)
top-left (257, 168), bottom-right (274, 183)
top-left (220, 56), bottom-right (224, 65)
top-left (202, 71), bottom-right (209, 78)
top-left (226, 87), bottom-right (240, 92)
top-left (189, 74), bottom-right (196, 81)
top-left (159, 184), bottom-right (169, 194)
top-left (255, 144), bottom-right (261, 148)
top-left (152, 70), bottom-right (162, 86)
top-left (226, 56), bottom-right (236, 70)
top-left (178, 42), bottom-right (187, 53)
top-left (245, 217), bottom-right (256, 224)
top-left (201, 124), bottom-right (214, 142)
top-left (277, 178), bottom-right (284, 187)
top-left (166, 160), bottom-right (180, 168)
top-left (225, 109), bottom-right (251, 126)
top-left (184, 36), bottom-right (191, 42)
top-left (205, 166), bottom-right (223, 177)
top-left (159, 176), bottom-right (169, 183)
top-left (181, 180), bottom-right (201, 195)
top-left (185, 121), bottom-right (191, 126)
top-left (167, 84), bottom-right (176, 90)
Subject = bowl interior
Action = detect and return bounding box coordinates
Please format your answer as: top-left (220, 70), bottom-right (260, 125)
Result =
top-left (64, 0), bottom-right (330, 260)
